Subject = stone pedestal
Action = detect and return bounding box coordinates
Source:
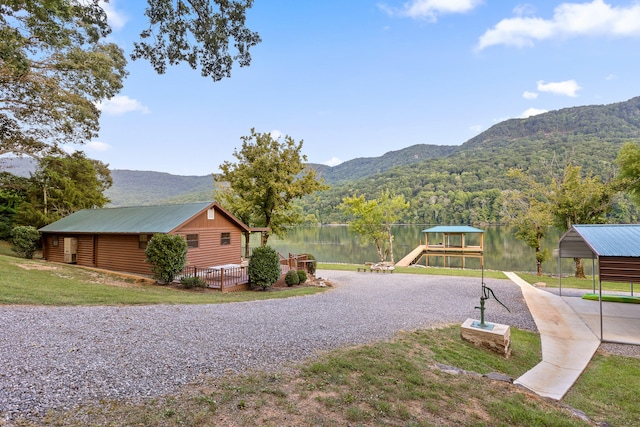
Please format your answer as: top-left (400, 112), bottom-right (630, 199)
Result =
top-left (460, 318), bottom-right (511, 358)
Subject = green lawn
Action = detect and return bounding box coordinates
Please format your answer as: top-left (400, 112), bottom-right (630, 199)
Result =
top-left (0, 253), bottom-right (325, 305)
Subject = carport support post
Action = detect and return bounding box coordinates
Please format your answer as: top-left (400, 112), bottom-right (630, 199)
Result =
top-left (592, 258), bottom-right (596, 293)
top-left (599, 278), bottom-right (603, 341)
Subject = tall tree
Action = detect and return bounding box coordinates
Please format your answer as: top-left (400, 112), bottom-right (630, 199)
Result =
top-left (1, 1), bottom-right (259, 157)
top-left (16, 152), bottom-right (112, 228)
top-left (1, 0), bottom-right (127, 157)
top-left (217, 129), bottom-right (328, 245)
top-left (510, 163), bottom-right (620, 278)
top-left (617, 142), bottom-right (640, 205)
top-left (338, 191), bottom-right (408, 263)
top-left (501, 183), bottom-right (554, 276)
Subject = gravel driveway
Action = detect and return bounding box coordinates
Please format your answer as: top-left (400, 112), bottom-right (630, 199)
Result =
top-left (0, 271), bottom-right (536, 420)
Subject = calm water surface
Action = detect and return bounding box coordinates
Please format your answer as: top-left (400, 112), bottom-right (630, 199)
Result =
top-left (267, 225), bottom-right (585, 275)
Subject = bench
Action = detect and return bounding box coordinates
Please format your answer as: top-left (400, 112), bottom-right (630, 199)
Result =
top-left (358, 262), bottom-right (395, 273)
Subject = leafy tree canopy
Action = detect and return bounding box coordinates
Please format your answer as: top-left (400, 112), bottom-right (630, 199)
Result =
top-left (1, 0), bottom-right (259, 157)
top-left (338, 190), bottom-right (408, 263)
top-left (617, 141), bottom-right (640, 205)
top-left (16, 152), bottom-right (112, 228)
top-left (217, 129), bottom-right (329, 244)
top-left (0, 0), bottom-right (127, 157)
top-left (132, 0), bottom-right (260, 81)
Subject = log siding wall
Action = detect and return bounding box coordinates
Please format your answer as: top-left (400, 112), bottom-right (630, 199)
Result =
top-left (40, 206), bottom-right (246, 276)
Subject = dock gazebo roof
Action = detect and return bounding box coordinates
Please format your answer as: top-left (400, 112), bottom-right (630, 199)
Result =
top-left (422, 225), bottom-right (484, 233)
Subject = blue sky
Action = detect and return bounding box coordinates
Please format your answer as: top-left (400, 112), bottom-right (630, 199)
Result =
top-left (83, 0), bottom-right (640, 175)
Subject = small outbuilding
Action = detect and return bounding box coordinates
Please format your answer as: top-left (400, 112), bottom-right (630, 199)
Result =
top-left (558, 224), bottom-right (640, 342)
top-left (39, 202), bottom-right (256, 276)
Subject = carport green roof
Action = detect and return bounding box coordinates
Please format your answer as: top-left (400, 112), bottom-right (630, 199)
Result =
top-left (39, 202), bottom-right (214, 234)
top-left (421, 225), bottom-right (484, 233)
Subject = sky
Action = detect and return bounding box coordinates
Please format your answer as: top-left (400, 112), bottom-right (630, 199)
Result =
top-left (79, 0), bottom-right (640, 176)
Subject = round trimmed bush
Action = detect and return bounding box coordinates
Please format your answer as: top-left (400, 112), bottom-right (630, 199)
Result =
top-left (11, 225), bottom-right (40, 259)
top-left (248, 245), bottom-right (281, 290)
top-left (285, 269), bottom-right (300, 287)
top-left (145, 234), bottom-right (188, 284)
top-left (297, 269), bottom-right (307, 284)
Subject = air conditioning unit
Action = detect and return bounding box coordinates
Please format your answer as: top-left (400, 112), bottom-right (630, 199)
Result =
top-left (63, 237), bottom-right (77, 263)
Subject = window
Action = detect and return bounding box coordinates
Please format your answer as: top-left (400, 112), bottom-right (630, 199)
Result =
top-left (52, 235), bottom-right (59, 247)
top-left (139, 234), bottom-right (151, 249)
top-left (186, 234), bottom-right (199, 248)
top-left (220, 232), bottom-right (231, 246)
top-left (207, 208), bottom-right (215, 220)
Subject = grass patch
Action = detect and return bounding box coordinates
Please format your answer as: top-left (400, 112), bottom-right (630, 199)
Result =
top-left (516, 272), bottom-right (634, 293)
top-left (317, 263), bottom-right (629, 294)
top-left (0, 254), bottom-right (325, 306)
top-left (565, 352), bottom-right (640, 427)
top-left (29, 325), bottom-right (617, 426)
top-left (318, 262), bottom-right (508, 279)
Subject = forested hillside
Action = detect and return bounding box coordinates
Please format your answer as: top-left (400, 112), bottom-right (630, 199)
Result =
top-left (308, 144), bottom-right (457, 184)
top-left (3, 96), bottom-right (640, 224)
top-left (301, 96), bottom-right (640, 225)
top-left (105, 170), bottom-right (215, 207)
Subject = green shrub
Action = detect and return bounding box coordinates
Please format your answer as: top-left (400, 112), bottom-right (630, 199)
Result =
top-left (180, 275), bottom-right (207, 289)
top-left (11, 225), bottom-right (40, 259)
top-left (305, 253), bottom-right (317, 276)
top-left (248, 245), bottom-right (281, 290)
top-left (297, 269), bottom-right (307, 283)
top-left (145, 234), bottom-right (188, 284)
top-left (285, 269), bottom-right (300, 286)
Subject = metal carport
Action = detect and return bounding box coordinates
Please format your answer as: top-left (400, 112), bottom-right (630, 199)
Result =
top-left (558, 224), bottom-right (640, 343)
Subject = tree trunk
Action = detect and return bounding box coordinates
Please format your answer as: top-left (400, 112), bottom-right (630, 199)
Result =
top-left (388, 233), bottom-right (395, 264)
top-left (574, 257), bottom-right (586, 279)
top-left (536, 248), bottom-right (543, 276)
top-left (536, 234), bottom-right (542, 276)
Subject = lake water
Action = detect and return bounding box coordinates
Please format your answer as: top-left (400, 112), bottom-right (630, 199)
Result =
top-left (266, 225), bottom-right (588, 275)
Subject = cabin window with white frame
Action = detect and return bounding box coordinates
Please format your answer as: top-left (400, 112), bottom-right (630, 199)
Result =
top-left (186, 234), bottom-right (199, 248)
top-left (207, 208), bottom-right (215, 220)
top-left (52, 235), bottom-right (59, 247)
top-left (220, 232), bottom-right (231, 246)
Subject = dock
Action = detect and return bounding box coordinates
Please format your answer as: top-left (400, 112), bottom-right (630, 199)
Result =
top-left (397, 225), bottom-right (485, 268)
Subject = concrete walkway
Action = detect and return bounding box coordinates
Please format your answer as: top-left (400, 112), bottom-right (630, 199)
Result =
top-left (504, 272), bottom-right (601, 400)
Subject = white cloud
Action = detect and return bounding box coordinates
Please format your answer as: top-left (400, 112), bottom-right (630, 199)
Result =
top-left (537, 79), bottom-right (581, 97)
top-left (523, 91), bottom-right (538, 100)
top-left (605, 73), bottom-right (617, 80)
top-left (270, 129), bottom-right (283, 140)
top-left (379, 0), bottom-right (483, 21)
top-left (97, 96), bottom-right (150, 115)
top-left (324, 157), bottom-right (343, 167)
top-left (100, 1), bottom-right (128, 31)
top-left (477, 0), bottom-right (640, 50)
top-left (86, 141), bottom-right (111, 152)
top-left (61, 140), bottom-right (111, 154)
top-left (520, 108), bottom-right (548, 118)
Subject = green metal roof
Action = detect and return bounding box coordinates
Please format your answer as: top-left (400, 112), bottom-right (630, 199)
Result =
top-left (39, 202), bottom-right (213, 234)
top-left (422, 225), bottom-right (484, 234)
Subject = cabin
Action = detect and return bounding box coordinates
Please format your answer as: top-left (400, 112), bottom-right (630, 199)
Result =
top-left (38, 202), bottom-right (257, 278)
top-left (397, 225), bottom-right (484, 268)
